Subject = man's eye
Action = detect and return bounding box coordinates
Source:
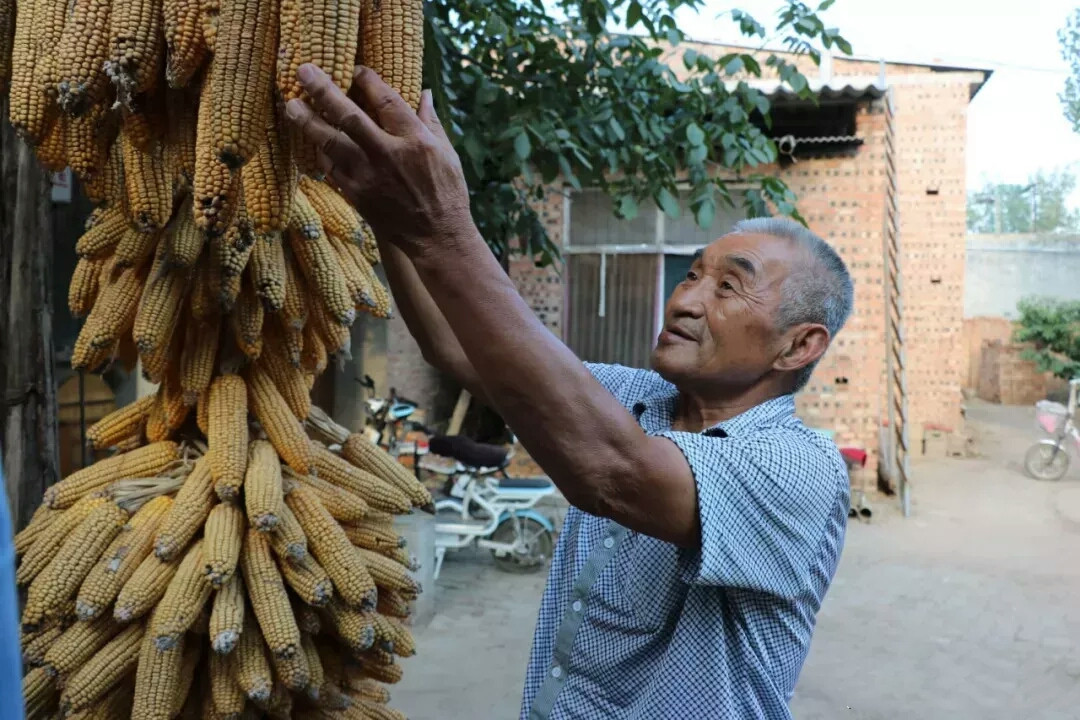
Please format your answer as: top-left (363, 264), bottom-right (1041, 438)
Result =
top-left (685, 271), bottom-right (698, 281)
top-left (720, 281), bottom-right (734, 291)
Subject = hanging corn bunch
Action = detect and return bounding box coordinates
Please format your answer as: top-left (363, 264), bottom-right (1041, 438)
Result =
top-left (3, 0), bottom-right (432, 716)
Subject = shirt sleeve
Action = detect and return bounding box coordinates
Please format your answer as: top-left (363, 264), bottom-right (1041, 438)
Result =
top-left (583, 362), bottom-right (636, 397)
top-left (657, 429), bottom-right (848, 600)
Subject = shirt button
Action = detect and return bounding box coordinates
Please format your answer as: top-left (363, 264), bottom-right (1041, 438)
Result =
top-left (571, 600), bottom-right (583, 613)
top-left (603, 537), bottom-right (615, 549)
top-left (551, 666), bottom-right (563, 679)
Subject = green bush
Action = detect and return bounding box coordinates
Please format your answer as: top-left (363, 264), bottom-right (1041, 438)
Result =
top-left (1013, 297), bottom-right (1080, 380)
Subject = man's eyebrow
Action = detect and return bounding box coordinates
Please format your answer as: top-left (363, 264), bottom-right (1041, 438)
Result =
top-left (725, 253), bottom-right (757, 278)
top-left (692, 248), bottom-right (704, 262)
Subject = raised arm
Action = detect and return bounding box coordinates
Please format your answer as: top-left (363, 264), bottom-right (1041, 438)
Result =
top-left (287, 65), bottom-right (700, 547)
top-left (375, 237), bottom-right (489, 405)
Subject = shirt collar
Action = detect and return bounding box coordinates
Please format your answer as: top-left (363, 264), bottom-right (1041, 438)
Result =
top-left (631, 380), bottom-right (796, 437)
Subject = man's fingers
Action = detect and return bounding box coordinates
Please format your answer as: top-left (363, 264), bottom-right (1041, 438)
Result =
top-left (347, 66), bottom-right (423, 137)
top-left (295, 63), bottom-right (386, 153)
top-left (284, 97), bottom-right (364, 171)
top-left (417, 89), bottom-right (447, 139)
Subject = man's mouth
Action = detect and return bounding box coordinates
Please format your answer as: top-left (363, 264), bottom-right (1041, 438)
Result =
top-left (660, 325), bottom-right (697, 343)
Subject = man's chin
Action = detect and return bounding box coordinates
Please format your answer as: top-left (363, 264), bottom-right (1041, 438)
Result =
top-left (650, 346), bottom-right (692, 383)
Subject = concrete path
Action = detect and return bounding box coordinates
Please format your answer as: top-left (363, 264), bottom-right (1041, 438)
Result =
top-left (394, 401), bottom-right (1080, 720)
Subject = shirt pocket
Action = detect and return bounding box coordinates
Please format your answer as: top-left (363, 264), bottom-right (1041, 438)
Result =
top-left (614, 532), bottom-right (688, 632)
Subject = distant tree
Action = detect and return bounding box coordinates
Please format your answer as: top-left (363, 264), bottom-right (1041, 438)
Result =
top-left (967, 169), bottom-right (1080, 234)
top-left (1059, 8), bottom-right (1080, 132)
top-left (1014, 297), bottom-right (1080, 380)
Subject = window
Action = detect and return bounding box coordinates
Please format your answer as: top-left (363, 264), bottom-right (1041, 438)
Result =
top-left (563, 190), bottom-right (748, 367)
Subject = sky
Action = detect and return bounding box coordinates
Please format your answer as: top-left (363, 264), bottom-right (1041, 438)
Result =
top-left (668, 0), bottom-right (1080, 202)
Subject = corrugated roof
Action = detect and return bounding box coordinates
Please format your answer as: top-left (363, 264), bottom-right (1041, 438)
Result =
top-left (731, 77), bottom-right (886, 102)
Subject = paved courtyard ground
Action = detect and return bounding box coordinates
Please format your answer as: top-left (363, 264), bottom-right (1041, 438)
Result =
top-left (393, 400), bottom-right (1080, 719)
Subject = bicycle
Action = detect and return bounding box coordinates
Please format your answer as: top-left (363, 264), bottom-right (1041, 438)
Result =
top-left (1024, 378), bottom-right (1080, 482)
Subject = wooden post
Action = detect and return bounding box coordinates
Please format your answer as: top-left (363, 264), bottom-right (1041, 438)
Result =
top-left (447, 389), bottom-right (471, 437)
top-left (0, 96), bottom-right (61, 531)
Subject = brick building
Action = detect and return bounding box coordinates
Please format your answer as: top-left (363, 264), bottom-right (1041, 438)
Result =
top-left (378, 42), bottom-right (990, 474)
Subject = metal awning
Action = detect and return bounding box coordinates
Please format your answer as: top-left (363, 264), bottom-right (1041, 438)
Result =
top-left (728, 77), bottom-right (886, 102)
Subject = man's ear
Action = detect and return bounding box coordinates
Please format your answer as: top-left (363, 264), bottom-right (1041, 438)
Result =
top-left (773, 324), bottom-right (830, 374)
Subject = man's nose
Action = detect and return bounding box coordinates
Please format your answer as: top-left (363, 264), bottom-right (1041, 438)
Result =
top-left (667, 284), bottom-right (706, 319)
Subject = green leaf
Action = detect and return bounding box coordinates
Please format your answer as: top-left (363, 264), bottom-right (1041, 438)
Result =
top-left (608, 117), bottom-right (626, 141)
top-left (626, 1), bottom-right (642, 28)
top-left (695, 198), bottom-right (716, 228)
top-left (687, 144), bottom-right (708, 164)
top-left (655, 187), bottom-right (680, 218)
top-left (683, 48), bottom-right (698, 69)
top-left (818, 0), bottom-right (837, 10)
top-left (724, 56), bottom-right (744, 75)
top-left (686, 122), bottom-right (705, 146)
top-left (514, 131), bottom-right (532, 160)
top-left (617, 194), bottom-right (639, 220)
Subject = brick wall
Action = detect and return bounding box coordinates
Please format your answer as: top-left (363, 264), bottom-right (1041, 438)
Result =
top-left (963, 317), bottom-right (1014, 389)
top-left (977, 341), bottom-right (1048, 406)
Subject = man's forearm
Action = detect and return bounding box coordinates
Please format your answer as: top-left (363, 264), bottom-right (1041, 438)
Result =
top-left (375, 237), bottom-right (488, 402)
top-left (409, 226), bottom-right (656, 516)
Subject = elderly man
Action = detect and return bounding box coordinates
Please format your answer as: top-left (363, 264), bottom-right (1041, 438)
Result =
top-left (287, 64), bottom-right (853, 720)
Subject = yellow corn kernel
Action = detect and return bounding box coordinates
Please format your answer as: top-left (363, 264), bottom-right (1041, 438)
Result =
top-left (256, 339), bottom-right (310, 420)
top-left (242, 111), bottom-right (295, 234)
top-left (14, 504), bottom-right (62, 557)
top-left (114, 227), bottom-right (159, 268)
top-left (179, 314), bottom-right (221, 405)
top-left (76, 495), bottom-right (171, 621)
top-left (22, 623), bottom-right (62, 667)
top-left (327, 232), bottom-right (377, 311)
top-left (208, 0), bottom-right (278, 168)
top-left (310, 286), bottom-right (353, 358)
top-left (231, 274), bottom-right (265, 360)
top-left (114, 553), bottom-right (181, 623)
top-left (302, 0), bottom-right (361, 93)
top-left (246, 365), bottom-right (311, 473)
top-left (272, 644), bottom-right (310, 693)
top-left (311, 441), bottom-right (411, 514)
top-left (346, 677), bottom-right (391, 704)
top-left (74, 263), bottom-right (151, 364)
top-left (18, 495), bottom-right (108, 585)
top-left (269, 503), bottom-right (307, 562)
top-left (122, 132), bottom-right (173, 233)
top-left (8, 0), bottom-right (53, 143)
top-left (300, 633), bottom-right (324, 700)
top-left (133, 243), bottom-right (186, 356)
top-left (196, 385), bottom-right (211, 436)
top-left (133, 608), bottom-right (188, 719)
top-left (44, 441), bottom-right (180, 509)
top-left (275, 0), bottom-right (302, 101)
top-left (341, 518), bottom-right (404, 554)
top-left (282, 250), bottom-right (308, 330)
top-left (23, 665), bottom-right (59, 718)
top-left (143, 393), bottom-right (169, 444)
top-left (209, 572), bottom-right (244, 654)
top-left (204, 501), bottom-right (245, 587)
top-left (163, 0), bottom-right (207, 88)
top-left (59, 621), bottom-right (144, 715)
top-left (359, 547), bottom-right (422, 597)
top-left (322, 599), bottom-right (376, 655)
top-left (279, 553), bottom-right (333, 607)
top-left (286, 485), bottom-right (376, 609)
top-left (199, 0), bottom-right (219, 51)
top-left (36, 116), bottom-right (68, 172)
top-left (54, 0), bottom-right (113, 115)
top-left (209, 643), bottom-right (247, 715)
top-left (208, 374), bottom-right (249, 500)
top-left (233, 610), bottom-right (272, 703)
top-left (151, 539), bottom-right (212, 649)
top-left (361, 0), bottom-right (423, 110)
top-left (105, 0), bottom-right (163, 107)
top-left (168, 196), bottom-right (206, 269)
top-left (40, 614), bottom-right (120, 677)
top-left (289, 190), bottom-right (356, 326)
top-left (250, 231), bottom-right (287, 312)
top-left (240, 529), bottom-right (301, 660)
top-left (69, 256), bottom-right (105, 319)
top-left (358, 697), bottom-right (409, 720)
top-left (298, 177), bottom-right (364, 245)
top-left (165, 88), bottom-right (198, 194)
top-left (300, 318), bottom-right (329, 377)
top-left (244, 439), bottom-right (284, 532)
top-left (341, 432), bottom-right (433, 510)
top-left (23, 501), bottom-right (129, 629)
top-left (77, 206), bottom-right (129, 259)
top-left (337, 232), bottom-right (393, 318)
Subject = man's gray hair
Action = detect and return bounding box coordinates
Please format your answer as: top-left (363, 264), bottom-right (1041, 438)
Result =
top-left (731, 217), bottom-right (854, 392)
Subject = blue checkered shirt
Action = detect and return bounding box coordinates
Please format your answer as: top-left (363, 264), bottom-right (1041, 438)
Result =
top-left (520, 363), bottom-right (849, 720)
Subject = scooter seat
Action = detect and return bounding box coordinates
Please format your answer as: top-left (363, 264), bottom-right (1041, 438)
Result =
top-left (496, 477), bottom-right (553, 490)
top-left (428, 435), bottom-right (509, 469)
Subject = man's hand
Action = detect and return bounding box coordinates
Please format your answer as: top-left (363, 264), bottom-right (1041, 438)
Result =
top-left (285, 64), bottom-right (473, 254)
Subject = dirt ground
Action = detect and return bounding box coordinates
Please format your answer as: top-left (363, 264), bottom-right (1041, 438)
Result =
top-left (392, 400), bottom-right (1080, 720)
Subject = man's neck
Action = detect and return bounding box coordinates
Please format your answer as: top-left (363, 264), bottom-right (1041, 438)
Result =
top-left (671, 381), bottom-right (790, 433)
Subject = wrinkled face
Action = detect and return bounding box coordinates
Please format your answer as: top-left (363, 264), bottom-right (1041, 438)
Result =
top-left (651, 232), bottom-right (799, 390)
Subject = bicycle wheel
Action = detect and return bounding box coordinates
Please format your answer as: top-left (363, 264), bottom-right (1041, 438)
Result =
top-left (491, 517), bottom-right (553, 574)
top-left (1024, 443), bottom-right (1070, 481)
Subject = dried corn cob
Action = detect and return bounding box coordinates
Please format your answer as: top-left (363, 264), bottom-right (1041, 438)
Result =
top-left (86, 397), bottom-right (153, 452)
top-left (180, 315), bottom-right (221, 405)
top-left (105, 0), bottom-right (164, 106)
top-left (59, 621), bottom-right (144, 715)
top-left (295, 598), bottom-right (321, 636)
top-left (273, 646), bottom-right (311, 693)
top-left (163, 0), bottom-right (207, 88)
top-left (244, 439), bottom-right (284, 531)
top-left (209, 644), bottom-right (247, 716)
top-left (22, 624), bottom-right (62, 667)
top-left (204, 502), bottom-right (245, 587)
top-left (282, 253), bottom-right (308, 330)
top-left (375, 613), bottom-right (415, 657)
top-left (77, 495), bottom-right (172, 620)
top-left (300, 632), bottom-right (325, 700)
top-left (347, 677), bottom-right (391, 704)
top-left (23, 665), bottom-right (59, 718)
top-left (54, 0), bottom-right (112, 115)
top-left (115, 551), bottom-right (181, 623)
top-left (322, 600), bottom-right (375, 655)
top-left (258, 340), bottom-right (310, 420)
top-left (69, 257), bottom-right (105, 318)
top-left (358, 697), bottom-right (409, 720)
top-left (302, 0), bottom-right (361, 93)
top-left (208, 0), bottom-right (278, 168)
top-left (299, 177), bottom-right (365, 245)
top-left (199, 0), bottom-right (220, 52)
top-left (342, 519), bottom-right (404, 554)
top-left (231, 274), bottom-right (265, 359)
top-left (279, 553), bottom-right (332, 607)
top-left (194, 63), bottom-right (241, 236)
top-left (357, 648), bottom-right (403, 685)
top-left (233, 610), bottom-right (272, 703)
top-left (240, 529), bottom-right (301, 660)
top-left (361, 0), bottom-right (424, 110)
top-left (269, 503), bottom-right (307, 562)
top-left (134, 243), bottom-right (187, 354)
top-left (209, 572), bottom-right (244, 654)
top-left (8, 0), bottom-right (51, 142)
top-left (286, 485), bottom-right (376, 609)
top-left (300, 322), bottom-right (328, 376)
top-left (154, 455), bottom-right (215, 561)
top-left (246, 365), bottom-right (311, 474)
top-left (243, 112), bottom-right (295, 234)
top-left (169, 196), bottom-right (206, 268)
top-left (23, 501), bottom-right (128, 629)
top-left (329, 232), bottom-right (377, 310)
top-left (133, 608), bottom-right (188, 719)
top-left (297, 471), bottom-right (369, 524)
top-left (359, 547), bottom-right (421, 597)
top-left (208, 375), bottom-right (249, 500)
top-left (250, 232), bottom-right (287, 312)
top-left (289, 190), bottom-right (356, 326)
top-left (46, 442), bottom-right (179, 509)
top-left (311, 442), bottom-right (410, 514)
top-left (115, 227), bottom-right (159, 268)
top-left (15, 504), bottom-right (62, 557)
top-left (341, 432), bottom-right (434, 510)
top-left (74, 264), bottom-right (151, 368)
top-left (275, 0), bottom-right (302, 101)
top-left (152, 539), bottom-right (212, 649)
top-left (122, 131), bottom-right (173, 233)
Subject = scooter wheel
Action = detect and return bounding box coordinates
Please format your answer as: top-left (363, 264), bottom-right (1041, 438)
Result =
top-left (491, 517), bottom-right (553, 574)
top-left (1024, 443), bottom-right (1070, 481)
